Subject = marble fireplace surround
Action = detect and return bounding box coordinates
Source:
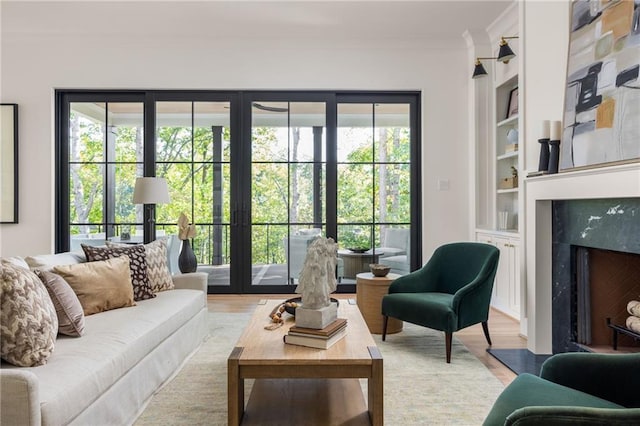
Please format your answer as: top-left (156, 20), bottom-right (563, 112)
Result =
top-left (525, 163), bottom-right (640, 354)
top-left (551, 198), bottom-right (640, 353)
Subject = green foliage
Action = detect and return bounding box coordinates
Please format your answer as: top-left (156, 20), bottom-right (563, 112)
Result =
top-left (68, 106), bottom-right (412, 269)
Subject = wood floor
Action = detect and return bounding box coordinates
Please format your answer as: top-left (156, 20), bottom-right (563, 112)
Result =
top-left (208, 294), bottom-right (527, 386)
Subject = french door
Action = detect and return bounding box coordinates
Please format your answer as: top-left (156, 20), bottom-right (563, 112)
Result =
top-left (238, 92), bottom-right (419, 293)
top-left (56, 90), bottom-right (420, 294)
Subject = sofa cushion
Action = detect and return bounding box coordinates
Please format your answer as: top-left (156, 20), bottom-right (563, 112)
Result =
top-left (82, 244), bottom-right (156, 301)
top-left (0, 261), bottom-right (58, 367)
top-left (52, 256), bottom-right (136, 316)
top-left (107, 239), bottom-right (173, 293)
top-left (2, 256), bottom-right (29, 269)
top-left (25, 251), bottom-right (85, 271)
top-left (0, 289), bottom-right (205, 426)
top-left (35, 270), bottom-right (85, 337)
top-left (483, 373), bottom-right (625, 426)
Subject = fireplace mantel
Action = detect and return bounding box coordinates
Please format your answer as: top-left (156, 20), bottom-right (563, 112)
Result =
top-left (524, 162), bottom-right (640, 354)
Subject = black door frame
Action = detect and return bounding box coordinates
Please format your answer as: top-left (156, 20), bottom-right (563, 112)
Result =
top-left (55, 89), bottom-right (421, 295)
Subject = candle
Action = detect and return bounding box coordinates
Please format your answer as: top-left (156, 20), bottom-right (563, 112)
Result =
top-left (540, 120), bottom-right (550, 139)
top-left (550, 120), bottom-right (562, 141)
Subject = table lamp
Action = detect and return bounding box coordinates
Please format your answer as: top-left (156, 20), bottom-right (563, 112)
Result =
top-left (133, 177), bottom-right (170, 243)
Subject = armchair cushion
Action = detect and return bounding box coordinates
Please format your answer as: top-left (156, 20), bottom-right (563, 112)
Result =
top-left (382, 292), bottom-right (455, 332)
top-left (483, 373), bottom-right (623, 426)
top-left (484, 353), bottom-right (640, 426)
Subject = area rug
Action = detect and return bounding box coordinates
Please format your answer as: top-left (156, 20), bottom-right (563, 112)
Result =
top-left (135, 311), bottom-right (504, 425)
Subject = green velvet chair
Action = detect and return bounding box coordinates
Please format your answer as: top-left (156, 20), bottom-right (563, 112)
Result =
top-left (381, 242), bottom-right (500, 363)
top-left (483, 352), bottom-right (640, 425)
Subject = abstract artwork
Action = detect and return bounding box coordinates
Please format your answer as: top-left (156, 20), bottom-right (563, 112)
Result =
top-left (561, 0), bottom-right (640, 171)
top-left (1, 103), bottom-right (18, 223)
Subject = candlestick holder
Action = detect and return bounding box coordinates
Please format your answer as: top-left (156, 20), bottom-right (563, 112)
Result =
top-left (537, 138), bottom-right (550, 171)
top-left (548, 139), bottom-right (561, 174)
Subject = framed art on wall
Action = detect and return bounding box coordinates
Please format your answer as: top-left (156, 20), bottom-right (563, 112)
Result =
top-left (560, 0), bottom-right (640, 171)
top-left (506, 87), bottom-right (519, 119)
top-left (1, 103), bottom-right (18, 223)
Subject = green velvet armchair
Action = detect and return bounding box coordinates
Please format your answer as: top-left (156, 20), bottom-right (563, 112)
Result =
top-left (483, 352), bottom-right (640, 425)
top-left (381, 242), bottom-right (500, 363)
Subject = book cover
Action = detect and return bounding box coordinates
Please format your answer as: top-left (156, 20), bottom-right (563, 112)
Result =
top-left (289, 318), bottom-right (347, 337)
top-left (287, 322), bottom-right (347, 339)
top-left (284, 328), bottom-right (347, 349)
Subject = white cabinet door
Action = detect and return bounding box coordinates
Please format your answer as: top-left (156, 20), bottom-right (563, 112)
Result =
top-left (476, 233), bottom-right (499, 300)
top-left (477, 232), bottom-right (520, 319)
top-left (508, 239), bottom-right (521, 315)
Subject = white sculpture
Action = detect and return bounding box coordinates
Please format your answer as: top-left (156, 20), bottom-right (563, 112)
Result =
top-left (295, 237), bottom-right (338, 310)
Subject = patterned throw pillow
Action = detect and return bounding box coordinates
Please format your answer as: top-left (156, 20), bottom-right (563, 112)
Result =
top-left (0, 261), bottom-right (58, 367)
top-left (82, 244), bottom-right (156, 301)
top-left (52, 257), bottom-right (136, 316)
top-left (35, 270), bottom-right (85, 337)
top-left (107, 239), bottom-right (173, 293)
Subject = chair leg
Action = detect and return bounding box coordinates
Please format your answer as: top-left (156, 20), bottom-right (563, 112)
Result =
top-left (382, 316), bottom-right (389, 341)
top-left (481, 321), bottom-right (492, 346)
top-left (445, 332), bottom-right (452, 363)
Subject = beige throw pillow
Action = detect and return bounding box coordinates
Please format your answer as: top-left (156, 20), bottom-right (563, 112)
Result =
top-left (36, 270), bottom-right (86, 337)
top-left (82, 244), bottom-right (156, 301)
top-left (107, 239), bottom-right (173, 292)
top-left (0, 261), bottom-right (58, 367)
top-left (53, 256), bottom-right (136, 316)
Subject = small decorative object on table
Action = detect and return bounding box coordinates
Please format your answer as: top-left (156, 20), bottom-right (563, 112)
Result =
top-left (369, 263), bottom-right (390, 277)
top-left (348, 247), bottom-right (369, 253)
top-left (295, 237), bottom-right (339, 329)
top-left (177, 212), bottom-right (198, 273)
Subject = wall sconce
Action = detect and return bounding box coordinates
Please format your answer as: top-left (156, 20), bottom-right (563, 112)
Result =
top-left (472, 57), bottom-right (497, 79)
top-left (472, 35), bottom-right (519, 79)
top-left (497, 36), bottom-right (518, 63)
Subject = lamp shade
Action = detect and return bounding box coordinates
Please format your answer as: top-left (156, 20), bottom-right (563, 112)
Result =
top-left (133, 177), bottom-right (170, 204)
top-left (497, 41), bottom-right (516, 63)
top-left (472, 60), bottom-right (488, 79)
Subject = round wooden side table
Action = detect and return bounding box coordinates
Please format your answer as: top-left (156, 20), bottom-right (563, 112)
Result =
top-left (356, 272), bottom-right (403, 335)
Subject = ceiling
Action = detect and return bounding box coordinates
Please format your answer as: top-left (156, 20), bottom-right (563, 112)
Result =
top-left (2, 0), bottom-right (513, 42)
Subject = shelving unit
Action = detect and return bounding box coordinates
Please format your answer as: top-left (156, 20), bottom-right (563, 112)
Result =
top-left (495, 75), bottom-right (519, 232)
top-left (471, 1), bottom-right (522, 320)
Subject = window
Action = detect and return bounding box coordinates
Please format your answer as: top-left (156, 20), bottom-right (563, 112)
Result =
top-left (56, 90), bottom-right (420, 293)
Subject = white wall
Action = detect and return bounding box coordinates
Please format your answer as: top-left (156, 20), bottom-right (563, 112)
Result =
top-left (0, 4), bottom-right (475, 258)
top-left (522, 1), bottom-right (640, 353)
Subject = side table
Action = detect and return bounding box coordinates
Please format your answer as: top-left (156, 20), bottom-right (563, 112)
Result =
top-left (356, 272), bottom-right (403, 334)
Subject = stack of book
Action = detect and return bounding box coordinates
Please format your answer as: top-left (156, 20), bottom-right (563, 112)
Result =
top-left (284, 318), bottom-right (348, 349)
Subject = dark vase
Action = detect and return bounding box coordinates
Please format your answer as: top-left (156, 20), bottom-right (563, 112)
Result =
top-left (538, 138), bottom-right (550, 172)
top-left (548, 140), bottom-right (561, 174)
top-left (178, 239), bottom-right (198, 273)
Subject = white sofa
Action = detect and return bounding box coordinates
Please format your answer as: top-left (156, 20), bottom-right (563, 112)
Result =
top-left (0, 251), bottom-right (208, 426)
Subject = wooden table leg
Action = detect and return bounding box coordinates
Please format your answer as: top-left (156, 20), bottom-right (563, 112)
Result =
top-left (368, 346), bottom-right (384, 426)
top-left (228, 347), bottom-right (244, 426)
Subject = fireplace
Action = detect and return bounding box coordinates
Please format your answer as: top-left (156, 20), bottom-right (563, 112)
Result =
top-left (552, 198), bottom-right (640, 354)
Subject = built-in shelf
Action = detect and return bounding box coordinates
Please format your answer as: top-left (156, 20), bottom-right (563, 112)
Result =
top-left (497, 151), bottom-right (519, 160)
top-left (497, 188), bottom-right (518, 194)
top-left (497, 114), bottom-right (518, 127)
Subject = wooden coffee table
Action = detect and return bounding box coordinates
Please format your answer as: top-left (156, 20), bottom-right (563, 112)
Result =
top-left (228, 299), bottom-right (383, 426)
